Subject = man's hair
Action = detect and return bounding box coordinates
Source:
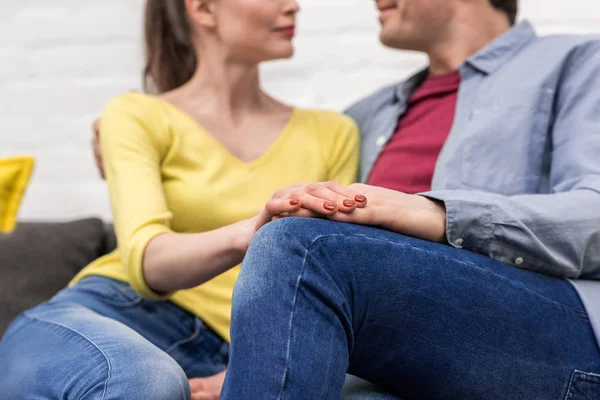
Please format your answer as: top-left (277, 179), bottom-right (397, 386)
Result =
top-left (489, 0), bottom-right (518, 25)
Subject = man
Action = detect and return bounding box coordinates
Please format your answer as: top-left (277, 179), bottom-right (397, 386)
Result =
top-left (219, 0), bottom-right (600, 399)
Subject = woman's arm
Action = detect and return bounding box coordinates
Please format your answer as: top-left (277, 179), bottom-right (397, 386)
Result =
top-left (141, 220), bottom-right (252, 294)
top-left (143, 197), bottom-right (299, 294)
top-left (100, 94), bottom-right (299, 297)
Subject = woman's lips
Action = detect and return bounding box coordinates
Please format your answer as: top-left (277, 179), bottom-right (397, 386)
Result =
top-left (274, 26), bottom-right (295, 39)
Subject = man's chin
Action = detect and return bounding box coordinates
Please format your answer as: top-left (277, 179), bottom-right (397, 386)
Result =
top-left (379, 32), bottom-right (406, 50)
top-left (379, 31), bottom-right (422, 51)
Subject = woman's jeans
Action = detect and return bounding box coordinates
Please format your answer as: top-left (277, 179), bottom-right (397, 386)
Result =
top-left (0, 276), bottom-right (229, 400)
top-left (222, 218), bottom-right (600, 400)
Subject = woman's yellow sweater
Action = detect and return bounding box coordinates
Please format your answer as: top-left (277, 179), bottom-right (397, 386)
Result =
top-left (71, 93), bottom-right (359, 342)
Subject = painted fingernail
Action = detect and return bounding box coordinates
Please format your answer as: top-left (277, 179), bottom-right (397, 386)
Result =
top-left (355, 195), bottom-right (367, 203)
top-left (343, 199), bottom-right (355, 207)
top-left (289, 199), bottom-right (300, 206)
top-left (323, 202), bottom-right (336, 211)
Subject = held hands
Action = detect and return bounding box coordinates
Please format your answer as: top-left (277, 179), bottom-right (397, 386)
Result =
top-left (258, 182), bottom-right (448, 244)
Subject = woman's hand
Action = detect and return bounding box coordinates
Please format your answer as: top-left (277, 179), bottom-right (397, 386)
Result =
top-left (235, 196), bottom-right (305, 251)
top-left (266, 182), bottom-right (447, 243)
top-left (265, 181), bottom-right (369, 219)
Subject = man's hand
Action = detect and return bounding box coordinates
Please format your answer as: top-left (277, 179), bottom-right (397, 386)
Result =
top-left (188, 370), bottom-right (226, 400)
top-left (92, 118), bottom-right (105, 179)
top-left (92, 90), bottom-right (138, 180)
top-left (267, 182), bottom-right (447, 243)
top-left (330, 184), bottom-right (447, 243)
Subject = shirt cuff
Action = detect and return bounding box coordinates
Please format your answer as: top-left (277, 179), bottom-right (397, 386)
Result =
top-left (418, 190), bottom-right (494, 252)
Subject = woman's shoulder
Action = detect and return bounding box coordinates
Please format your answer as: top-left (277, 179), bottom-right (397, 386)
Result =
top-left (293, 108), bottom-right (359, 141)
top-left (295, 108), bottom-right (356, 127)
top-left (100, 92), bottom-right (171, 150)
top-left (103, 92), bottom-right (164, 117)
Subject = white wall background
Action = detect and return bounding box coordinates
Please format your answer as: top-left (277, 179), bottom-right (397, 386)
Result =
top-left (1, 0), bottom-right (599, 221)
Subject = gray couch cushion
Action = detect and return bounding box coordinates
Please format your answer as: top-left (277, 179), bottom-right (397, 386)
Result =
top-left (104, 224), bottom-right (117, 254)
top-left (0, 218), bottom-right (108, 336)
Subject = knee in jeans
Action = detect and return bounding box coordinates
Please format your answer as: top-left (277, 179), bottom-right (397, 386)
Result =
top-left (0, 314), bottom-right (189, 400)
top-left (251, 217), bottom-right (324, 250)
top-left (130, 354), bottom-right (189, 400)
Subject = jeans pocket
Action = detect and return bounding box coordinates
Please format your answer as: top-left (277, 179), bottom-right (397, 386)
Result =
top-left (565, 370), bottom-right (600, 400)
top-left (73, 276), bottom-right (144, 308)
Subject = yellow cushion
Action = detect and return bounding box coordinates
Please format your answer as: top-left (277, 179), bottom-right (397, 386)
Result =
top-left (0, 156), bottom-right (35, 233)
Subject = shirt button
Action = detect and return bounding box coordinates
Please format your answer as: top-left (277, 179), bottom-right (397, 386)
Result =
top-left (454, 238), bottom-right (464, 246)
top-left (376, 136), bottom-right (387, 147)
top-left (515, 257), bottom-right (524, 266)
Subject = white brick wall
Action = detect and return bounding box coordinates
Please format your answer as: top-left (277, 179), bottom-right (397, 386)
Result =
top-left (1, 0), bottom-right (599, 221)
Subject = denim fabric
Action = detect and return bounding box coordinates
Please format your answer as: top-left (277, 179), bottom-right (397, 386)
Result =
top-left (0, 276), bottom-right (229, 400)
top-left (342, 376), bottom-right (402, 400)
top-left (222, 218), bottom-right (600, 400)
top-left (344, 22), bottom-right (600, 345)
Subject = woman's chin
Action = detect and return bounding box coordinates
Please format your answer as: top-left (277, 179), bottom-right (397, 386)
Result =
top-left (264, 46), bottom-right (295, 62)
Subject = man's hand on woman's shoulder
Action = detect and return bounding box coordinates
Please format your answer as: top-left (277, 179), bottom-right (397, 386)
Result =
top-left (92, 118), bottom-right (105, 179)
top-left (92, 90), bottom-right (139, 180)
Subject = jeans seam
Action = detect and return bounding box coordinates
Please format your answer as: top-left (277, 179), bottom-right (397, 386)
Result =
top-left (22, 313), bottom-right (112, 399)
top-left (280, 234), bottom-right (356, 399)
top-left (278, 243), bottom-right (311, 400)
top-left (564, 370), bottom-right (599, 400)
top-left (565, 370), bottom-right (576, 400)
top-left (305, 232), bottom-right (587, 317)
top-left (165, 318), bottom-right (202, 355)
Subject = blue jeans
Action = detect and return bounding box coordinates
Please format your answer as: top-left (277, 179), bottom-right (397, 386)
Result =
top-left (222, 218), bottom-right (600, 400)
top-left (0, 276), bottom-right (229, 399)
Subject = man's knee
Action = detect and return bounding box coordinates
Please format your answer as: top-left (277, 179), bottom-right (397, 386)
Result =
top-left (234, 219), bottom-right (320, 314)
top-left (241, 218), bottom-right (319, 281)
top-left (251, 217), bottom-right (328, 250)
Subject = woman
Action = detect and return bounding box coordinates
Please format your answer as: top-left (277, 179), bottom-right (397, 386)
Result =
top-left (0, 0), bottom-right (360, 398)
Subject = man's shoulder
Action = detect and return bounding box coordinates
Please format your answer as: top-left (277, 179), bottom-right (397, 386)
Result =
top-left (522, 34), bottom-right (600, 84)
top-left (529, 33), bottom-right (600, 59)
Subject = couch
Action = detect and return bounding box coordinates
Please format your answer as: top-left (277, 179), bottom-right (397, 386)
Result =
top-left (0, 218), bottom-right (117, 337)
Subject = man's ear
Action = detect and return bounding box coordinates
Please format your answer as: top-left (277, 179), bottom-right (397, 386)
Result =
top-left (185, 0), bottom-right (217, 29)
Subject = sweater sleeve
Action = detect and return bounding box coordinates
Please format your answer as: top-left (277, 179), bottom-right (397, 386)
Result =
top-left (99, 94), bottom-right (174, 299)
top-left (325, 114), bottom-right (360, 186)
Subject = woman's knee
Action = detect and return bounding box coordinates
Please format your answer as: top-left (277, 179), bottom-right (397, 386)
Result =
top-left (111, 351), bottom-right (190, 400)
top-left (0, 307), bottom-right (189, 400)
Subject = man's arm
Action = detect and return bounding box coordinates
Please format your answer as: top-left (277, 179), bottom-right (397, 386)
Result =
top-left (422, 40), bottom-right (600, 279)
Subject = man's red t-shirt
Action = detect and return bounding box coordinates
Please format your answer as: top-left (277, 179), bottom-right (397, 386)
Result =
top-left (367, 71), bottom-right (461, 193)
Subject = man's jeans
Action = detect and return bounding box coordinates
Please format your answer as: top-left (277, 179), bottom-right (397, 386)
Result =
top-left (222, 218), bottom-right (600, 400)
top-left (0, 276), bottom-right (229, 399)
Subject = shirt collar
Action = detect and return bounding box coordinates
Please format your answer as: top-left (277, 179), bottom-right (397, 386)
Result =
top-left (394, 69), bottom-right (428, 104)
top-left (465, 20), bottom-right (537, 75)
top-left (394, 20), bottom-right (537, 101)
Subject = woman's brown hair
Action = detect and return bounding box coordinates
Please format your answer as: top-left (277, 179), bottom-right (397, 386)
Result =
top-left (143, 0), bottom-right (197, 94)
